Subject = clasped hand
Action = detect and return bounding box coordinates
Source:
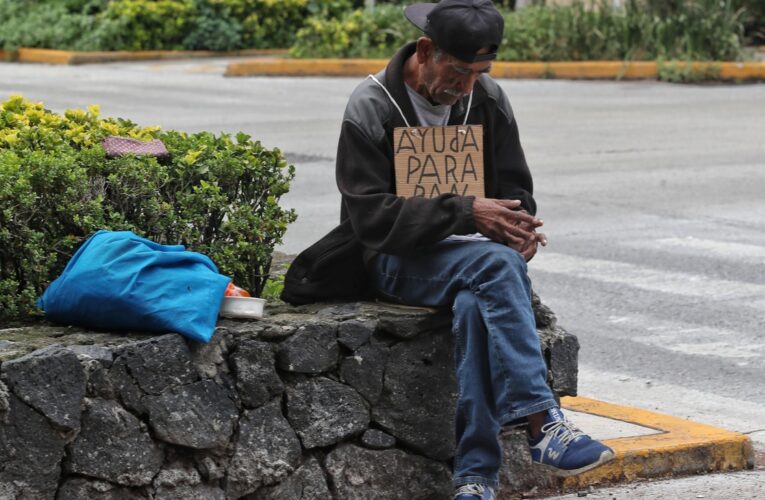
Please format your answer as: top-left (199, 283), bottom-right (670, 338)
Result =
top-left (472, 198), bottom-right (547, 261)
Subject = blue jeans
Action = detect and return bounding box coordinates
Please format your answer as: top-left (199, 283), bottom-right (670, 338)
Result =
top-left (369, 240), bottom-right (557, 488)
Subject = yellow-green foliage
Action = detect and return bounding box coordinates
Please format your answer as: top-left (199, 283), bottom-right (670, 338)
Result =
top-left (103, 0), bottom-right (195, 50)
top-left (291, 4), bottom-right (418, 59)
top-left (0, 96), bottom-right (296, 320)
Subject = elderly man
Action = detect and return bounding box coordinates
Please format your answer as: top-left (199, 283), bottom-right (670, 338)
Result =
top-left (283, 1), bottom-right (614, 498)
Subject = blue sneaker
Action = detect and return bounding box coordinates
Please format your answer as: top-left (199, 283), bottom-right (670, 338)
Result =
top-left (528, 407), bottom-right (615, 476)
top-left (454, 483), bottom-right (495, 500)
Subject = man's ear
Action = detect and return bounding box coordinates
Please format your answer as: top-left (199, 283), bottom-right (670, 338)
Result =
top-left (415, 37), bottom-right (434, 64)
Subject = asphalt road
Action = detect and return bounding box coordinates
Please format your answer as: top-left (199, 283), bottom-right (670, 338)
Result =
top-left (2, 58), bottom-right (764, 455)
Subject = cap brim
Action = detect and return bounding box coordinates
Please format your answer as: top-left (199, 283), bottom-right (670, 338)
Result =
top-left (404, 3), bottom-right (436, 32)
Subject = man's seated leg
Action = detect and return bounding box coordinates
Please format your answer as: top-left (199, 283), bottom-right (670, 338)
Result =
top-left (369, 240), bottom-right (613, 495)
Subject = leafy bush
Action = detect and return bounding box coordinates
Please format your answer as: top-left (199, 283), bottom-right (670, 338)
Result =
top-left (292, 0), bottom-right (747, 61)
top-left (0, 96), bottom-right (296, 320)
top-left (0, 0), bottom-right (107, 51)
top-left (733, 0), bottom-right (764, 44)
top-left (500, 0), bottom-right (744, 61)
top-left (0, 0), bottom-right (350, 51)
top-left (101, 0), bottom-right (196, 50)
top-left (291, 3), bottom-right (418, 59)
top-left (656, 59), bottom-right (722, 83)
top-left (183, 0), bottom-right (244, 52)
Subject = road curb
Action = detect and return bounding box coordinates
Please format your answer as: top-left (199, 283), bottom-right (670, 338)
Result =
top-left (559, 396), bottom-right (754, 490)
top-left (225, 58), bottom-right (765, 81)
top-left (1, 48), bottom-right (288, 65)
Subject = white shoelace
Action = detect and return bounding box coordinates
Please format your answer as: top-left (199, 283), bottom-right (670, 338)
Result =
top-left (540, 418), bottom-right (585, 446)
top-left (454, 483), bottom-right (494, 499)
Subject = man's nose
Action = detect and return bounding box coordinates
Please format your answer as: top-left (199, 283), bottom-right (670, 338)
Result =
top-left (458, 73), bottom-right (480, 94)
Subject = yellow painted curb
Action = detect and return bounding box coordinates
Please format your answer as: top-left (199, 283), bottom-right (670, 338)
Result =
top-left (225, 58), bottom-right (387, 77)
top-left (559, 396), bottom-right (754, 489)
top-left (7, 48), bottom-right (288, 65)
top-left (716, 62), bottom-right (765, 80)
top-left (491, 61), bottom-right (658, 79)
top-left (225, 58), bottom-right (765, 81)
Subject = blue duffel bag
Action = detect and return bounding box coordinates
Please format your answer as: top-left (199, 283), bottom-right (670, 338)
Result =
top-left (37, 230), bottom-right (231, 343)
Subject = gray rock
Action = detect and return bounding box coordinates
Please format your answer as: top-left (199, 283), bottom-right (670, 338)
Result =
top-left (325, 444), bottom-right (451, 500)
top-left (544, 327), bottom-right (580, 397)
top-left (253, 457), bottom-right (331, 500)
top-left (145, 380), bottom-right (238, 449)
top-left (107, 356), bottom-right (148, 414)
top-left (67, 345), bottom-right (114, 363)
top-left (372, 330), bottom-right (457, 461)
top-left (215, 320), bottom-right (267, 338)
top-left (152, 460), bottom-right (225, 500)
top-left (373, 303), bottom-right (451, 340)
top-left (286, 377), bottom-right (369, 449)
top-left (532, 290), bottom-right (557, 329)
top-left (87, 363), bottom-right (117, 400)
top-left (276, 322), bottom-right (338, 374)
top-left (361, 429), bottom-right (396, 450)
top-left (0, 378), bottom-right (9, 416)
top-left (339, 342), bottom-right (386, 404)
top-left (226, 400), bottom-right (302, 498)
top-left (231, 339), bottom-right (284, 408)
top-left (66, 398), bottom-right (163, 486)
top-left (189, 329), bottom-right (232, 380)
top-left (337, 319), bottom-right (377, 350)
top-left (57, 478), bottom-right (148, 499)
top-left (113, 334), bottom-right (196, 394)
top-left (0, 393), bottom-right (66, 499)
top-left (316, 302), bottom-right (365, 320)
top-left (108, 334), bottom-right (197, 414)
top-left (1, 345), bottom-right (86, 432)
top-left (195, 454), bottom-right (227, 481)
top-left (499, 427), bottom-right (557, 493)
top-left (257, 314), bottom-right (308, 339)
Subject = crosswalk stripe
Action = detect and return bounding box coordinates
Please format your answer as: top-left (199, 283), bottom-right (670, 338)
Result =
top-left (532, 252), bottom-right (765, 303)
top-left (606, 314), bottom-right (763, 360)
top-left (631, 237), bottom-right (765, 264)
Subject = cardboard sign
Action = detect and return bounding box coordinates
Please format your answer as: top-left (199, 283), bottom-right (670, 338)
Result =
top-left (393, 125), bottom-right (484, 199)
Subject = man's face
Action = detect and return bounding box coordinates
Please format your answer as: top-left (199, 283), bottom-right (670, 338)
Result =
top-left (419, 45), bottom-right (493, 106)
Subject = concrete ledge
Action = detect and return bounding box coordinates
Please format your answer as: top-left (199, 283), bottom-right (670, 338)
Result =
top-left (2, 48), bottom-right (288, 65)
top-left (225, 58), bottom-right (765, 80)
top-left (560, 396), bottom-right (754, 490)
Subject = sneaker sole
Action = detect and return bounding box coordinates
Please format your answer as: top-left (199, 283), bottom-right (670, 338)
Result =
top-left (534, 448), bottom-right (616, 477)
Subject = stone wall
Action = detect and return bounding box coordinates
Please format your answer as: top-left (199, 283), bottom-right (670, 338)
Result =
top-left (0, 297), bottom-right (578, 499)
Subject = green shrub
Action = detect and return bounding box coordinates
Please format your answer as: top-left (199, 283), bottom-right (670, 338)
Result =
top-left (291, 0), bottom-right (747, 62)
top-left (101, 0), bottom-right (196, 50)
top-left (657, 59), bottom-right (722, 83)
top-left (0, 0), bottom-right (97, 51)
top-left (0, 96), bottom-right (296, 321)
top-left (291, 3), bottom-right (418, 58)
top-left (500, 0), bottom-right (744, 61)
top-left (500, 2), bottom-right (627, 61)
top-left (183, 0), bottom-right (243, 51)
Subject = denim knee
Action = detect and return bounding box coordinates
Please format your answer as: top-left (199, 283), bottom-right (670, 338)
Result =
top-left (466, 245), bottom-right (528, 289)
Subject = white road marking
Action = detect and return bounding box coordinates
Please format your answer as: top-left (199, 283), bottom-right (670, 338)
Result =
top-left (605, 314), bottom-right (763, 360)
top-left (631, 237), bottom-right (765, 264)
top-left (533, 252), bottom-right (765, 304)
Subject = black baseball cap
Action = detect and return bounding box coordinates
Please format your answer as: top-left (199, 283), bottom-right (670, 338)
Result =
top-left (404, 0), bottom-right (504, 63)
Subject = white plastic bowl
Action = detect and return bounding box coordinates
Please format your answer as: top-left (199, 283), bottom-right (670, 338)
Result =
top-left (219, 296), bottom-right (265, 319)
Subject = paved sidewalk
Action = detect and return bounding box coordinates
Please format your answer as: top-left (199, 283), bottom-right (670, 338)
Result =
top-left (545, 470), bottom-right (765, 499)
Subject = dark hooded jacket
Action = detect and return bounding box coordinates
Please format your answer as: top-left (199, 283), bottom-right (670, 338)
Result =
top-left (281, 42), bottom-right (535, 304)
